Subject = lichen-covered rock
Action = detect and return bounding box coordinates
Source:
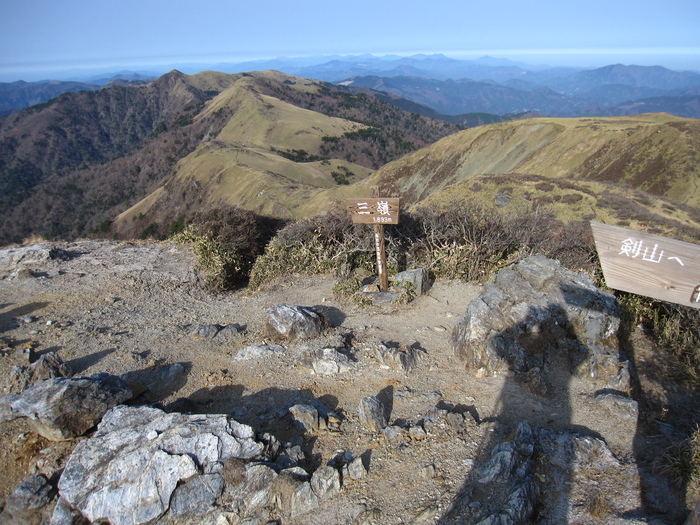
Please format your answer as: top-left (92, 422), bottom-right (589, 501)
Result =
top-left (0, 373), bottom-right (133, 440)
top-left (452, 255), bottom-right (625, 390)
top-left (265, 304), bottom-right (325, 339)
top-left (56, 405), bottom-right (268, 524)
top-left (358, 395), bottom-right (387, 432)
top-left (3, 351), bottom-right (71, 395)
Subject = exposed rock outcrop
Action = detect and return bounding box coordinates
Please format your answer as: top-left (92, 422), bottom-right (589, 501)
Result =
top-left (452, 254), bottom-right (627, 391)
top-left (0, 373), bottom-right (133, 441)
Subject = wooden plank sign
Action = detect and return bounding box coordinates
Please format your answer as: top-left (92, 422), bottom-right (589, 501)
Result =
top-left (346, 198), bottom-right (400, 224)
top-left (591, 221), bottom-right (700, 309)
top-left (347, 189), bottom-right (400, 292)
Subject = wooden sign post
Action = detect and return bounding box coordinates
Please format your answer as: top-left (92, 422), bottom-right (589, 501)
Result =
top-left (347, 186), bottom-right (400, 292)
top-left (591, 221), bottom-right (700, 309)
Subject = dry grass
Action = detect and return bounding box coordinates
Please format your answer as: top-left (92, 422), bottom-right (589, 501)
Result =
top-left (585, 489), bottom-right (613, 519)
top-left (657, 426), bottom-right (700, 501)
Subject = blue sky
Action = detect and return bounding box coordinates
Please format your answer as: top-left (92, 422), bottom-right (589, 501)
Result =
top-left (1, 0), bottom-right (699, 81)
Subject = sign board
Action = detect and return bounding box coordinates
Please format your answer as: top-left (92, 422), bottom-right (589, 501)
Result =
top-left (346, 198), bottom-right (400, 224)
top-left (591, 221), bottom-right (700, 309)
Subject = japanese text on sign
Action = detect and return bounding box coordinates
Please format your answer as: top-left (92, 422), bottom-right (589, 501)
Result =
top-left (591, 221), bottom-right (700, 310)
top-left (619, 237), bottom-right (685, 266)
top-left (346, 198), bottom-right (400, 224)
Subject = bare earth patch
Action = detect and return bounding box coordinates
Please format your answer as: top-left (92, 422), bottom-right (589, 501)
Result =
top-left (0, 240), bottom-right (696, 523)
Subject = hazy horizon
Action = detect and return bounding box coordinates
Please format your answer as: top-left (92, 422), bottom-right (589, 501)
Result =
top-left (2, 51), bottom-right (700, 84)
top-left (1, 0), bottom-right (698, 82)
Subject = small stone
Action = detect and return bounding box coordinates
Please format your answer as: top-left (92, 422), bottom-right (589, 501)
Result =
top-left (420, 463), bottom-right (437, 479)
top-left (310, 466), bottom-right (341, 500)
top-left (383, 425), bottom-right (404, 441)
top-left (289, 404), bottom-right (319, 434)
top-left (235, 344), bottom-right (285, 361)
top-left (358, 396), bottom-right (387, 432)
top-left (409, 425), bottom-right (427, 440)
top-left (15, 268), bottom-right (36, 280)
top-left (346, 457), bottom-right (367, 480)
top-left (191, 324), bottom-right (223, 339)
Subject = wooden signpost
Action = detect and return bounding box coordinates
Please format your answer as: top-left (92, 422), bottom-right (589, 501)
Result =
top-left (347, 187), bottom-right (400, 292)
top-left (591, 221), bottom-right (700, 309)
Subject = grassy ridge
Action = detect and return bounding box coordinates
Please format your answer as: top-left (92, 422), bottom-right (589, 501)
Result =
top-left (378, 114), bottom-right (700, 209)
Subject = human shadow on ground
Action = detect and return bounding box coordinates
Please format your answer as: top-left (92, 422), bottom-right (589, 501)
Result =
top-left (440, 284), bottom-right (620, 523)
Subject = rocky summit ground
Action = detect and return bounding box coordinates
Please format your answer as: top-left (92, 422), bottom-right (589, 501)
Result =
top-left (0, 240), bottom-right (697, 524)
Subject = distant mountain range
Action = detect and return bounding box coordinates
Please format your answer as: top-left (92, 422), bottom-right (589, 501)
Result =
top-left (0, 70), bottom-right (460, 243)
top-left (2, 55), bottom-right (699, 119)
top-left (0, 74), bottom-right (153, 116)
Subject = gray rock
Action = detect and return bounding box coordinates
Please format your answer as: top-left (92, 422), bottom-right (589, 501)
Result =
top-left (266, 304), bottom-right (324, 339)
top-left (383, 425), bottom-right (404, 441)
top-left (191, 324), bottom-right (223, 338)
top-left (358, 396), bottom-right (387, 432)
top-left (0, 373), bottom-right (133, 441)
top-left (48, 496), bottom-right (84, 525)
top-left (57, 405), bottom-right (267, 524)
top-left (170, 473), bottom-right (224, 519)
top-left (595, 392), bottom-right (639, 421)
top-left (310, 347), bottom-right (355, 374)
top-left (4, 351), bottom-right (71, 395)
top-left (0, 474), bottom-right (55, 525)
top-left (344, 457), bottom-right (367, 480)
top-left (224, 463), bottom-right (278, 515)
top-left (289, 404), bottom-right (319, 433)
top-left (290, 482), bottom-right (319, 517)
top-left (361, 291), bottom-right (404, 304)
top-left (452, 255), bottom-right (624, 389)
top-left (310, 466), bottom-right (341, 500)
top-left (269, 469), bottom-right (306, 511)
top-left (375, 343), bottom-right (422, 372)
top-left (392, 268), bottom-right (430, 295)
top-left (235, 344), bottom-right (285, 361)
top-left (409, 425), bottom-right (427, 440)
top-left (217, 323), bottom-right (246, 341)
top-left (479, 422), bottom-right (534, 484)
top-left (494, 191), bottom-right (513, 207)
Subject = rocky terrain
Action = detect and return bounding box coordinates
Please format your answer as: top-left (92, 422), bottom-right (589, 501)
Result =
top-left (0, 240), bottom-right (698, 524)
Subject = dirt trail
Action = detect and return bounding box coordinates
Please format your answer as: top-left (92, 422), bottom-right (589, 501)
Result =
top-left (0, 240), bottom-right (695, 523)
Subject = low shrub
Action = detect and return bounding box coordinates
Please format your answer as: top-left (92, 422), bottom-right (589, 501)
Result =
top-left (173, 207), bottom-right (285, 292)
top-left (248, 201), bottom-right (597, 291)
